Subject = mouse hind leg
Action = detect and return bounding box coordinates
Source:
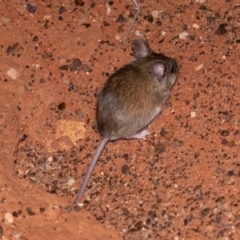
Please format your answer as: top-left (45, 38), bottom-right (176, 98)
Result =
top-left (126, 129), bottom-right (150, 140)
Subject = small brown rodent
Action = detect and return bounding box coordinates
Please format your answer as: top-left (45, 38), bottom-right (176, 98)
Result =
top-left (75, 39), bottom-right (178, 206)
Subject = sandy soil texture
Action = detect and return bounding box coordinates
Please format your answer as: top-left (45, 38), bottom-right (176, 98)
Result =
top-left (1, 0), bottom-right (240, 239)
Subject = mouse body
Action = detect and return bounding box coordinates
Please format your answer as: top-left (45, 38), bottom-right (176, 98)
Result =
top-left (75, 39), bottom-right (178, 206)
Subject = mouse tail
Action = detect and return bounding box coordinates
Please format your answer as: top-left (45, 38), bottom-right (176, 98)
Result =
top-left (75, 137), bottom-right (108, 206)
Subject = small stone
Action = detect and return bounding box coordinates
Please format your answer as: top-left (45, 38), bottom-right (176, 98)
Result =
top-left (190, 111), bottom-right (196, 118)
top-left (115, 34), bottom-right (121, 40)
top-left (160, 129), bottom-right (174, 140)
top-left (195, 0), bottom-right (207, 3)
top-left (116, 14), bottom-right (125, 23)
top-left (33, 36), bottom-right (38, 41)
top-left (39, 208), bottom-right (45, 213)
top-left (227, 170), bottom-right (234, 176)
top-left (195, 64), bottom-right (204, 71)
top-left (69, 58), bottom-right (82, 72)
top-left (6, 43), bottom-right (22, 55)
top-left (161, 31), bottom-right (166, 36)
top-left (59, 6), bottom-right (66, 14)
top-left (179, 31), bottom-right (189, 40)
top-left (215, 24), bottom-right (227, 35)
top-left (26, 3), bottom-right (37, 13)
top-left (192, 23), bottom-right (200, 29)
top-left (221, 139), bottom-right (228, 145)
top-left (59, 65), bottom-right (69, 70)
top-left (155, 142), bottom-right (166, 155)
top-left (26, 207), bottom-right (35, 216)
top-left (4, 212), bottom-right (14, 224)
top-left (201, 208), bottom-right (210, 217)
top-left (6, 68), bottom-right (20, 79)
top-left (75, 0), bottom-right (85, 6)
top-left (103, 21), bottom-right (110, 26)
top-left (121, 164), bottom-right (130, 174)
top-left (151, 10), bottom-right (159, 18)
top-left (105, 2), bottom-right (111, 15)
top-left (135, 30), bottom-right (143, 37)
top-left (47, 156), bottom-right (53, 162)
top-left (165, 131), bottom-right (174, 140)
top-left (220, 130), bottom-right (229, 136)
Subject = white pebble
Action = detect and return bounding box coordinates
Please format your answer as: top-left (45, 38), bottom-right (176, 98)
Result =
top-left (43, 15), bottom-right (51, 20)
top-left (47, 156), bottom-right (53, 162)
top-left (134, 30), bottom-right (143, 37)
top-left (179, 31), bottom-right (189, 40)
top-left (4, 212), bottom-right (14, 224)
top-left (195, 0), bottom-right (207, 3)
top-left (190, 111), bottom-right (196, 118)
top-left (151, 10), bottom-right (159, 18)
top-left (115, 33), bottom-right (121, 40)
top-left (161, 31), bottom-right (166, 36)
top-left (6, 68), bottom-right (19, 79)
top-left (192, 23), bottom-right (200, 29)
top-left (195, 63), bottom-right (204, 71)
top-left (105, 2), bottom-right (111, 15)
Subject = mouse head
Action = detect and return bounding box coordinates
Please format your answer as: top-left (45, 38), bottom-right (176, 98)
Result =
top-left (132, 39), bottom-right (178, 88)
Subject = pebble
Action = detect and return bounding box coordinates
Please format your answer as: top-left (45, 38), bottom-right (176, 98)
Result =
top-left (4, 212), bottom-right (14, 225)
top-left (6, 68), bottom-right (20, 79)
top-left (190, 111), bottom-right (196, 118)
top-left (161, 31), bottom-right (166, 36)
top-left (220, 130), bottom-right (229, 137)
top-left (105, 2), bottom-right (111, 15)
top-left (155, 142), bottom-right (166, 155)
top-left (192, 23), bottom-right (200, 29)
top-left (47, 156), bottom-right (53, 162)
top-left (1, 16), bottom-right (11, 24)
top-left (115, 34), bottom-right (121, 40)
top-left (179, 31), bottom-right (189, 40)
top-left (160, 129), bottom-right (174, 140)
top-left (195, 0), bottom-right (207, 3)
top-left (26, 3), bottom-right (37, 14)
top-left (121, 164), bottom-right (130, 174)
top-left (135, 30), bottom-right (143, 37)
top-left (195, 64), bottom-right (204, 72)
top-left (151, 10), bottom-right (159, 18)
top-left (70, 58), bottom-right (82, 72)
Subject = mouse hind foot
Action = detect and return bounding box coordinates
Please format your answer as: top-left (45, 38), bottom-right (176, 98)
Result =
top-left (126, 129), bottom-right (150, 140)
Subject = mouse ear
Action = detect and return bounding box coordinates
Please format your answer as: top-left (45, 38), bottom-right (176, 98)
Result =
top-left (132, 39), bottom-right (152, 58)
top-left (148, 61), bottom-right (165, 80)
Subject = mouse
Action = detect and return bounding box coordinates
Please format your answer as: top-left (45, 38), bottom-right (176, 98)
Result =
top-left (74, 38), bottom-right (178, 206)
